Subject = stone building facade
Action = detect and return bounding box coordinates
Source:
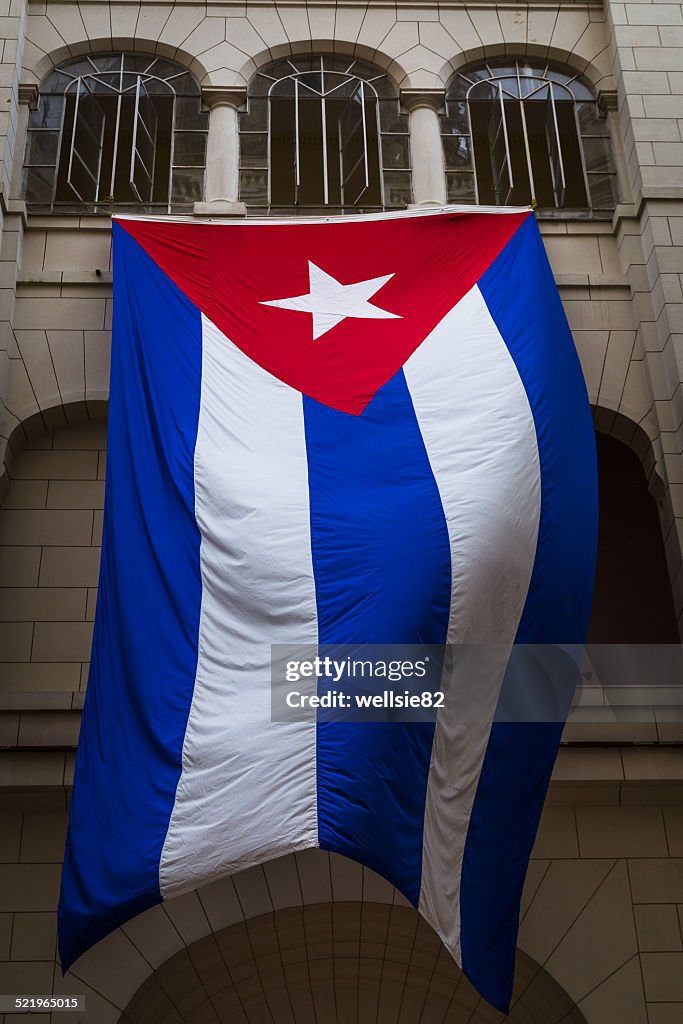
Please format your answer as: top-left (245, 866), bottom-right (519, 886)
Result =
top-left (0, 2), bottom-right (683, 1022)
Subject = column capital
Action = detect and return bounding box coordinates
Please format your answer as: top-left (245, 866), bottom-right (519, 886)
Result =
top-left (400, 89), bottom-right (446, 114)
top-left (201, 86), bottom-right (248, 111)
top-left (18, 84), bottom-right (38, 107)
top-left (597, 89), bottom-right (618, 114)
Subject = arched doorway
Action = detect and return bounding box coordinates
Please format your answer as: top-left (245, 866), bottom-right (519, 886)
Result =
top-left (120, 902), bottom-right (588, 1023)
top-left (589, 429), bottom-right (678, 642)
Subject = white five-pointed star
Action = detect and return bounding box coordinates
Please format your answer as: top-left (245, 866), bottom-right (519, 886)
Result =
top-left (260, 261), bottom-right (401, 340)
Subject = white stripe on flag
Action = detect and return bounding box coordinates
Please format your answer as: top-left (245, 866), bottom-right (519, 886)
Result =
top-left (404, 284), bottom-right (541, 962)
top-left (159, 315), bottom-right (319, 897)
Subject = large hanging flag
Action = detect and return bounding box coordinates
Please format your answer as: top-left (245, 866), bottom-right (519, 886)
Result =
top-left (59, 207), bottom-right (597, 1011)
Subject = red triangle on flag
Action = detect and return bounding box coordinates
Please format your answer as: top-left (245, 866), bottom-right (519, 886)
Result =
top-left (118, 210), bottom-right (530, 416)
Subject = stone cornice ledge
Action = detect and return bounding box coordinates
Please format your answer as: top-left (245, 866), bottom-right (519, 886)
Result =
top-left (555, 273), bottom-right (629, 289)
top-left (18, 270), bottom-right (112, 285)
top-left (0, 746), bottom-right (681, 809)
top-left (197, 1), bottom-right (605, 7)
top-left (41, 0), bottom-right (608, 7)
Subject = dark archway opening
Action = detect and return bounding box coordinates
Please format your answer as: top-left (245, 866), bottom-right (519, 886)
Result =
top-left (588, 431), bottom-right (678, 642)
top-left (120, 900), bottom-right (589, 1024)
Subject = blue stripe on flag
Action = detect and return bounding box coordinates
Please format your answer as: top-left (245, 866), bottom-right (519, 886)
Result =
top-left (459, 216), bottom-right (598, 1011)
top-left (303, 370), bottom-right (451, 903)
top-left (58, 225), bottom-right (204, 969)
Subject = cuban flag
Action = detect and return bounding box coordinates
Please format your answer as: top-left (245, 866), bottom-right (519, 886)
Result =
top-left (59, 207), bottom-right (597, 1011)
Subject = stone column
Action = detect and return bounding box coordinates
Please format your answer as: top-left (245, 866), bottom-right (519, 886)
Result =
top-left (0, 0), bottom-right (30, 473)
top-left (193, 87), bottom-right (247, 217)
top-left (401, 90), bottom-right (447, 208)
top-left (10, 84), bottom-right (37, 199)
top-left (597, 89), bottom-right (632, 207)
top-left (0, 83), bottom-right (33, 483)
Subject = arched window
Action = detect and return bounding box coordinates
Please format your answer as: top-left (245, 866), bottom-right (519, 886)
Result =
top-left (442, 60), bottom-right (619, 212)
top-left (23, 53), bottom-right (208, 213)
top-left (239, 56), bottom-right (412, 215)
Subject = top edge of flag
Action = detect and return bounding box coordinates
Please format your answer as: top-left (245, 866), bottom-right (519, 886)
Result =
top-left (113, 204), bottom-right (533, 227)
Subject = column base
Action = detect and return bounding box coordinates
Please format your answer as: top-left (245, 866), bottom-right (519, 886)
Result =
top-left (193, 200), bottom-right (247, 217)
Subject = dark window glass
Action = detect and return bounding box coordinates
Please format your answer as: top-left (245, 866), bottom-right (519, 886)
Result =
top-left (242, 56), bottom-right (411, 212)
top-left (24, 53), bottom-right (206, 212)
top-left (444, 60), bottom-right (618, 212)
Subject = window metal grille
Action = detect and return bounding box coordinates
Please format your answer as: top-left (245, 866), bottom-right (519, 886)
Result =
top-left (443, 61), bottom-right (619, 213)
top-left (23, 53), bottom-right (208, 213)
top-left (239, 56), bottom-right (412, 214)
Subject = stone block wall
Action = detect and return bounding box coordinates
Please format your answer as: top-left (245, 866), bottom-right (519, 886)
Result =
top-left (605, 0), bottom-right (683, 619)
top-left (0, 418), bottom-right (103, 716)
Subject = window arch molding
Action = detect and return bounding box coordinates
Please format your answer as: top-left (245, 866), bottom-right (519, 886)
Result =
top-left (24, 32), bottom-right (214, 91)
top-left (439, 42), bottom-right (615, 96)
top-left (238, 54), bottom-right (412, 215)
top-left (23, 52), bottom-right (209, 213)
top-left (441, 58), bottom-right (619, 213)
